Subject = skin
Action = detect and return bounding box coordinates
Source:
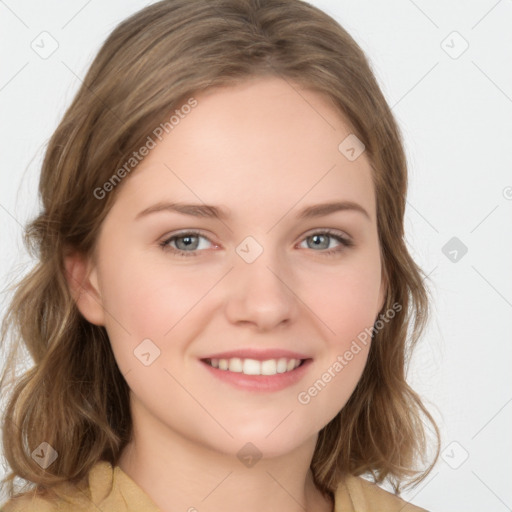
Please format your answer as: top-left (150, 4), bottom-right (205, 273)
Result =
top-left (65, 75), bottom-right (386, 512)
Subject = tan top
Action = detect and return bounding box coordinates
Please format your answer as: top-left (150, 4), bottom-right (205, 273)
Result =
top-left (0, 461), bottom-right (427, 512)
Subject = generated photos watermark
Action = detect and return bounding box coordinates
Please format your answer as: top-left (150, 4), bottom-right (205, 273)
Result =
top-left (297, 301), bottom-right (402, 405)
top-left (93, 97), bottom-right (198, 200)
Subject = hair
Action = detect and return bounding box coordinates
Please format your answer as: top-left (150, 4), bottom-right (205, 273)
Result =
top-left (0, 0), bottom-right (440, 503)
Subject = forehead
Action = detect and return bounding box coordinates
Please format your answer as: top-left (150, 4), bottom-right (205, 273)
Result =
top-left (114, 76), bottom-right (376, 221)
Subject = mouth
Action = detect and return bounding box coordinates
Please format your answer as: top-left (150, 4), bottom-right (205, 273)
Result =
top-left (201, 357), bottom-right (308, 376)
top-left (200, 356), bottom-right (312, 392)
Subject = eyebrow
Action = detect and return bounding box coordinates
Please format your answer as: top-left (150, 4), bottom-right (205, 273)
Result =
top-left (135, 200), bottom-right (371, 222)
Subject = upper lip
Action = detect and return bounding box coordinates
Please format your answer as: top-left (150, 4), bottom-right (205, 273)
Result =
top-left (200, 349), bottom-right (311, 361)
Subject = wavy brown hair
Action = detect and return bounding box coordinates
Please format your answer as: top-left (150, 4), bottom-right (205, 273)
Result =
top-left (0, 0), bottom-right (440, 503)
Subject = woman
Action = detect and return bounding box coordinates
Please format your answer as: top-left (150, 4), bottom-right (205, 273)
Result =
top-left (0, 1), bottom-right (439, 510)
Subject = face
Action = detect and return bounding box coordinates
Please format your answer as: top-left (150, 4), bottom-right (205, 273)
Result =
top-left (70, 76), bottom-right (386, 459)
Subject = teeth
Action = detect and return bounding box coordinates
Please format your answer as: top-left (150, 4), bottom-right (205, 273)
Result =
top-left (276, 358), bottom-right (288, 373)
top-left (243, 358), bottom-right (261, 375)
top-left (207, 357), bottom-right (302, 376)
top-left (261, 359), bottom-right (276, 376)
top-left (228, 357), bottom-right (243, 372)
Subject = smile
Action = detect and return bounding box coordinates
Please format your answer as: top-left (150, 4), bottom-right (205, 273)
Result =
top-left (200, 356), bottom-right (312, 392)
top-left (204, 357), bottom-right (304, 376)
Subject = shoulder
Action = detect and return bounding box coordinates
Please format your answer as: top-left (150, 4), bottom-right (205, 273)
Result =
top-left (334, 474), bottom-right (428, 512)
top-left (0, 461), bottom-right (118, 512)
top-left (0, 487), bottom-right (89, 512)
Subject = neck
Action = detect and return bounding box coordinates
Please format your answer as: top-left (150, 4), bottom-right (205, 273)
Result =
top-left (117, 400), bottom-right (333, 512)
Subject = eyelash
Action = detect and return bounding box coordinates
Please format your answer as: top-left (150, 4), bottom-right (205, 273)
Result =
top-left (158, 229), bottom-right (354, 258)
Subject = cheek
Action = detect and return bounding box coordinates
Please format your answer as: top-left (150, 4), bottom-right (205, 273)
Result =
top-left (305, 253), bottom-right (383, 346)
top-left (294, 253), bottom-right (381, 419)
top-left (97, 249), bottom-right (207, 370)
top-left (296, 343), bottom-right (369, 432)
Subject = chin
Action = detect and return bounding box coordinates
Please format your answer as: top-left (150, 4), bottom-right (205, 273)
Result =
top-left (220, 424), bottom-right (315, 461)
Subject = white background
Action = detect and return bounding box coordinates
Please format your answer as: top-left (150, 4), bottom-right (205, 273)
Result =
top-left (1, 1), bottom-right (511, 510)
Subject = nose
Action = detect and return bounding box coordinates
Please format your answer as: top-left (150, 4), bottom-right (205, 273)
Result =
top-left (223, 244), bottom-right (299, 331)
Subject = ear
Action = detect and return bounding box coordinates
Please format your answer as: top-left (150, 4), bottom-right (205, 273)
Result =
top-left (63, 246), bottom-right (106, 326)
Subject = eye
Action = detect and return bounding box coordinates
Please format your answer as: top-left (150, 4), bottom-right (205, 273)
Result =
top-left (159, 231), bottom-right (214, 257)
top-left (159, 229), bottom-right (353, 258)
top-left (298, 229), bottom-right (353, 256)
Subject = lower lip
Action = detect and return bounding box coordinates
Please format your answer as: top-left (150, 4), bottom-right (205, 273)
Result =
top-left (200, 359), bottom-right (313, 392)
